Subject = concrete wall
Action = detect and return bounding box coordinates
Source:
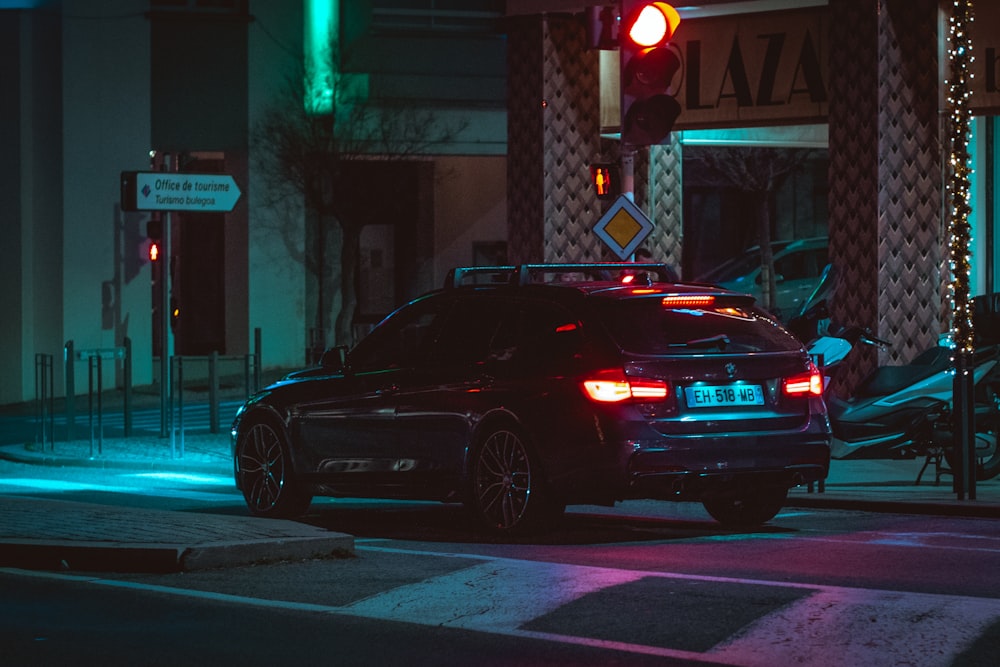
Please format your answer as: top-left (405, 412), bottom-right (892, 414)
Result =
top-left (2, 0), bottom-right (510, 403)
top-left (432, 156), bottom-right (508, 286)
top-left (62, 0), bottom-right (153, 393)
top-left (248, 0), bottom-right (308, 370)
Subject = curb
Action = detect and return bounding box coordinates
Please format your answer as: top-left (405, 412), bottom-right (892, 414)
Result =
top-left (0, 535), bottom-right (356, 573)
top-left (785, 493), bottom-right (1000, 519)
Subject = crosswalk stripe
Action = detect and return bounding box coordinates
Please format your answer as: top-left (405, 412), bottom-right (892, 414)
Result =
top-left (7, 546), bottom-right (1000, 665)
top-left (341, 559), bottom-right (647, 630)
top-left (712, 586), bottom-right (1000, 667)
top-left (351, 546), bottom-right (1000, 666)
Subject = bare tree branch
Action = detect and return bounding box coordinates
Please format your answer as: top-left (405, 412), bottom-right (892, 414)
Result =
top-left (252, 56), bottom-right (468, 350)
top-left (688, 146), bottom-right (811, 313)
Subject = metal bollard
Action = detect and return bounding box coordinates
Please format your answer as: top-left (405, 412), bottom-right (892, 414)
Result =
top-left (64, 341), bottom-right (75, 442)
top-left (209, 351), bottom-right (219, 434)
top-left (254, 327), bottom-right (262, 393)
top-left (34, 354), bottom-right (54, 450)
top-left (123, 337), bottom-right (132, 437)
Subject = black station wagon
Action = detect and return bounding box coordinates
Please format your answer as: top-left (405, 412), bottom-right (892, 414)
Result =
top-left (232, 263), bottom-right (830, 534)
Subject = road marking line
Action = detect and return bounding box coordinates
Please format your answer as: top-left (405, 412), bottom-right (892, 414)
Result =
top-left (6, 547), bottom-right (1000, 667)
top-left (791, 533), bottom-right (1000, 555)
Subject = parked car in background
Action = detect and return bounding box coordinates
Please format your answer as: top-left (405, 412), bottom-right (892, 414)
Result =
top-left (232, 263), bottom-right (830, 535)
top-left (695, 237), bottom-right (829, 322)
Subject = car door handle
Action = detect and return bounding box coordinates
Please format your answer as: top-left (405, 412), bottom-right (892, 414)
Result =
top-left (376, 385), bottom-right (400, 396)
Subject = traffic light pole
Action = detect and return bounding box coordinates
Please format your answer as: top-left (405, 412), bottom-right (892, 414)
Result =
top-left (159, 154), bottom-right (174, 438)
top-left (621, 146), bottom-right (636, 202)
top-left (954, 350), bottom-right (975, 499)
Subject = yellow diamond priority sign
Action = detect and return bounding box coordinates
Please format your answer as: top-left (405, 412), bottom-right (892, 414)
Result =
top-left (593, 195), bottom-right (654, 260)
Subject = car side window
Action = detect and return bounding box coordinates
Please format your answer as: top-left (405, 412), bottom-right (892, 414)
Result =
top-left (427, 295), bottom-right (510, 368)
top-left (494, 300), bottom-right (583, 372)
top-left (348, 295), bottom-right (452, 372)
top-left (774, 247), bottom-right (828, 281)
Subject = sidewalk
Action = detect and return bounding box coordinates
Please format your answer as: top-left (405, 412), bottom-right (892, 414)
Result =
top-left (0, 434), bottom-right (354, 572)
top-left (1, 435), bottom-right (998, 573)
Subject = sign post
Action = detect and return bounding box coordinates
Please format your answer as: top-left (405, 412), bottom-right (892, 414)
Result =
top-left (121, 171), bottom-right (242, 213)
top-left (593, 194), bottom-right (655, 260)
top-left (120, 165), bottom-right (242, 438)
top-left (160, 161), bottom-right (174, 438)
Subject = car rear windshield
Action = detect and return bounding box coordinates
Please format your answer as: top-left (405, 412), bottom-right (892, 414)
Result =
top-left (593, 297), bottom-right (804, 354)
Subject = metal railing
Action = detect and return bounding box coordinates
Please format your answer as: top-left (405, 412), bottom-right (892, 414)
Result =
top-left (32, 329), bottom-right (264, 459)
top-left (167, 350), bottom-right (261, 458)
top-left (62, 339), bottom-right (132, 454)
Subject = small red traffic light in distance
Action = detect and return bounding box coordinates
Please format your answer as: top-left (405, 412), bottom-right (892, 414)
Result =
top-left (146, 218), bottom-right (163, 263)
top-left (590, 163), bottom-right (618, 200)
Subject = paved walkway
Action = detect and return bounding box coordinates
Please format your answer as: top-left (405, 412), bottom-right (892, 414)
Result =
top-left (1, 434), bottom-right (997, 573)
top-left (0, 434), bottom-right (354, 572)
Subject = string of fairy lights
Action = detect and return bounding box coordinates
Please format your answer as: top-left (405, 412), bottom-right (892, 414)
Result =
top-left (946, 0), bottom-right (975, 355)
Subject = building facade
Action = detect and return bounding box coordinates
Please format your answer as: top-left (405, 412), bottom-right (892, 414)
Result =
top-left (3, 0), bottom-right (999, 406)
top-left (1, 0), bottom-right (507, 404)
top-left (506, 0), bottom-right (999, 393)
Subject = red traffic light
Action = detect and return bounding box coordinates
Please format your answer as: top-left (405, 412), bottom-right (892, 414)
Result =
top-left (146, 218), bottom-right (162, 262)
top-left (624, 2), bottom-right (680, 48)
top-left (620, 2), bottom-right (682, 146)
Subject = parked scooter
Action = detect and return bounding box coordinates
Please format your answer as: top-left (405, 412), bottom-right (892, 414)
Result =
top-left (788, 270), bottom-right (1000, 482)
top-left (818, 330), bottom-right (999, 481)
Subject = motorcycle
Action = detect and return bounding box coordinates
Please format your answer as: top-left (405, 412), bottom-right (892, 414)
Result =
top-left (789, 270), bottom-right (1000, 483)
top-left (815, 328), bottom-right (999, 482)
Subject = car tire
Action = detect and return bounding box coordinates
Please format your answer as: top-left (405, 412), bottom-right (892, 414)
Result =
top-left (236, 419), bottom-right (312, 519)
top-left (702, 485), bottom-right (788, 527)
top-left (466, 424), bottom-right (564, 535)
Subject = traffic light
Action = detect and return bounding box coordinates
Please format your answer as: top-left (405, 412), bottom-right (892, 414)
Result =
top-left (620, 2), bottom-right (682, 146)
top-left (590, 163), bottom-right (618, 200)
top-left (170, 295), bottom-right (180, 331)
top-left (146, 219), bottom-right (162, 262)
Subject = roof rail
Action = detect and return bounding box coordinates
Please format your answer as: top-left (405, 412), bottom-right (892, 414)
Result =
top-left (446, 262), bottom-right (679, 288)
top-left (514, 263), bottom-right (678, 286)
top-left (445, 266), bottom-right (516, 288)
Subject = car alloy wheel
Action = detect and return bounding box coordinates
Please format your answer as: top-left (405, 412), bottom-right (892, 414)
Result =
top-left (237, 420), bottom-right (311, 518)
top-left (469, 426), bottom-right (561, 534)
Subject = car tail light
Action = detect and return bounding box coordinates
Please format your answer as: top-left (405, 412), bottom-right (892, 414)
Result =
top-left (582, 369), bottom-right (669, 403)
top-left (783, 364), bottom-right (823, 397)
top-left (661, 295), bottom-right (715, 307)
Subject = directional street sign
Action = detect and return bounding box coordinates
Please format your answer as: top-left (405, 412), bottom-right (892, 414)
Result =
top-left (121, 171), bottom-right (242, 212)
top-left (593, 195), bottom-right (654, 260)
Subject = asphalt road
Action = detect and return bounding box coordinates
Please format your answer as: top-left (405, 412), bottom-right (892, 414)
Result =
top-left (2, 461), bottom-right (1000, 665)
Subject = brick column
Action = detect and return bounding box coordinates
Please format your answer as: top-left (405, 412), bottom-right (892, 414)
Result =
top-left (827, 0), bottom-right (941, 396)
top-left (507, 13), bottom-right (607, 263)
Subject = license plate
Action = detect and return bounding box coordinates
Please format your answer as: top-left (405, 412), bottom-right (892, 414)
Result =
top-left (685, 384), bottom-right (765, 408)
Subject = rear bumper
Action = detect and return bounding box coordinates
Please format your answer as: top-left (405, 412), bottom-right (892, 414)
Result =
top-left (622, 433), bottom-right (831, 501)
top-left (626, 464), bottom-right (828, 501)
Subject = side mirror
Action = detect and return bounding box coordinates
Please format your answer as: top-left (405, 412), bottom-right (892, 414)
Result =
top-left (319, 346), bottom-right (348, 372)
